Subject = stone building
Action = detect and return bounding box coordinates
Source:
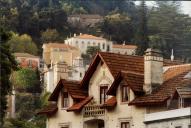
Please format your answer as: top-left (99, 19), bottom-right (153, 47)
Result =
top-left (38, 49), bottom-right (191, 128)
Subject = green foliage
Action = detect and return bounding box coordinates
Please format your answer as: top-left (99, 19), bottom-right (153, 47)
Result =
top-left (41, 29), bottom-right (61, 43)
top-left (82, 46), bottom-right (100, 59)
top-left (134, 0), bottom-right (149, 55)
top-left (10, 68), bottom-right (40, 92)
top-left (40, 92), bottom-right (51, 107)
top-left (147, 1), bottom-right (191, 61)
top-left (15, 93), bottom-right (41, 120)
top-left (0, 28), bottom-right (17, 127)
top-left (99, 13), bottom-right (134, 43)
top-left (7, 33), bottom-right (38, 55)
top-left (3, 118), bottom-right (45, 128)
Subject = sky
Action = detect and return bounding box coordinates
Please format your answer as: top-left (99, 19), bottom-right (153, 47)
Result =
top-left (135, 1), bottom-right (191, 16)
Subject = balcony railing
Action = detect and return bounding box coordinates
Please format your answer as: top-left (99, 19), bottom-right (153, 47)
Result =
top-left (83, 105), bottom-right (105, 117)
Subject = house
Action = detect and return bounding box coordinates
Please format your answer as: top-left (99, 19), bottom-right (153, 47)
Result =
top-left (65, 33), bottom-right (113, 54)
top-left (38, 49), bottom-right (191, 128)
top-left (68, 14), bottom-right (103, 28)
top-left (42, 43), bottom-right (85, 92)
top-left (112, 44), bottom-right (137, 55)
top-left (14, 52), bottom-right (40, 69)
top-left (42, 43), bottom-right (80, 66)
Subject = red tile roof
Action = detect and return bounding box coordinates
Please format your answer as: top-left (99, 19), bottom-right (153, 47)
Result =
top-left (164, 64), bottom-right (191, 82)
top-left (81, 52), bottom-right (181, 89)
top-left (37, 103), bottom-right (58, 116)
top-left (67, 96), bottom-right (93, 112)
top-left (101, 96), bottom-right (117, 108)
top-left (113, 44), bottom-right (137, 49)
top-left (49, 79), bottom-right (87, 101)
top-left (129, 71), bottom-right (191, 106)
top-left (75, 34), bottom-right (104, 40)
top-left (107, 71), bottom-right (144, 95)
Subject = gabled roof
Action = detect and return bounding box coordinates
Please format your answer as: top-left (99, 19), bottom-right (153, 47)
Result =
top-left (48, 79), bottom-right (87, 101)
top-left (107, 71), bottom-right (144, 96)
top-left (129, 70), bottom-right (191, 106)
top-left (81, 52), bottom-right (181, 90)
top-left (37, 103), bottom-right (58, 116)
top-left (14, 53), bottom-right (39, 58)
top-left (67, 96), bottom-right (93, 112)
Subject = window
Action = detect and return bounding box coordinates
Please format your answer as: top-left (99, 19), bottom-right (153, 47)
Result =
top-left (102, 44), bottom-right (105, 50)
top-left (61, 88), bottom-right (69, 108)
top-left (100, 86), bottom-right (108, 104)
top-left (80, 72), bottom-right (82, 78)
top-left (107, 45), bottom-right (110, 51)
top-left (188, 125), bottom-right (191, 128)
top-left (121, 122), bottom-right (130, 128)
top-left (175, 126), bottom-right (182, 128)
top-left (121, 86), bottom-right (129, 102)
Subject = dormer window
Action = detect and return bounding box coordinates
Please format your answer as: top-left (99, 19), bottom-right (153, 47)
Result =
top-left (121, 86), bottom-right (129, 102)
top-left (100, 85), bottom-right (108, 104)
top-left (61, 88), bottom-right (69, 108)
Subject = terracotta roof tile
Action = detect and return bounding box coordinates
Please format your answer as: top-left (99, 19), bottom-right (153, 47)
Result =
top-left (75, 34), bottom-right (104, 40)
top-left (107, 71), bottom-right (144, 95)
top-left (44, 43), bottom-right (78, 50)
top-left (101, 96), bottom-right (117, 108)
top-left (164, 64), bottom-right (191, 81)
top-left (49, 79), bottom-right (87, 101)
top-left (129, 71), bottom-right (191, 106)
top-left (81, 52), bottom-right (182, 89)
top-left (37, 103), bottom-right (58, 116)
top-left (113, 44), bottom-right (137, 49)
top-left (14, 53), bottom-right (39, 58)
top-left (67, 96), bottom-right (93, 112)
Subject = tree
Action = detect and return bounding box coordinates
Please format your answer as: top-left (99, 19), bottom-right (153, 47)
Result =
top-left (41, 29), bottom-right (61, 43)
top-left (0, 28), bottom-right (17, 127)
top-left (7, 33), bottom-right (38, 55)
top-left (81, 46), bottom-right (100, 65)
top-left (134, 0), bottom-right (149, 55)
top-left (99, 12), bottom-right (134, 43)
top-left (148, 1), bottom-right (191, 60)
top-left (10, 68), bottom-right (40, 92)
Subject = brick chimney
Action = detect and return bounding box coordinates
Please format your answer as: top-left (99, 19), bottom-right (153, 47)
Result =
top-left (143, 48), bottom-right (163, 94)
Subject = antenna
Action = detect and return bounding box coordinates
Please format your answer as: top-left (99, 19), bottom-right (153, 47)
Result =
top-left (170, 49), bottom-right (174, 61)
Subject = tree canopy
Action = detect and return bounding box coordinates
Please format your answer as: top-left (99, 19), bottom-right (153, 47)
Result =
top-left (7, 33), bottom-right (38, 55)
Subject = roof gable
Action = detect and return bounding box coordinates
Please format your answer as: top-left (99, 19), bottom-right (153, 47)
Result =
top-left (49, 79), bottom-right (87, 101)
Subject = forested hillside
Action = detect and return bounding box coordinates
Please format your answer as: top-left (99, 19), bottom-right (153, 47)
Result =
top-left (0, 0), bottom-right (191, 61)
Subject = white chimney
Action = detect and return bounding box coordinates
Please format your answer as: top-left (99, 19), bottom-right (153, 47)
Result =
top-left (143, 48), bottom-right (163, 94)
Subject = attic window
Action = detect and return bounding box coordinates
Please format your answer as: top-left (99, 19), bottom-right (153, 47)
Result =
top-left (121, 86), bottom-right (129, 102)
top-left (61, 88), bottom-right (69, 108)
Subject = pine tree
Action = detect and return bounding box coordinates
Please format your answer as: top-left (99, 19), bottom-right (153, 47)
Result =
top-left (0, 28), bottom-right (17, 127)
top-left (135, 0), bottom-right (149, 55)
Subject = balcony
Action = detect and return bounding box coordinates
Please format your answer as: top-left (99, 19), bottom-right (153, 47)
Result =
top-left (144, 107), bottom-right (191, 123)
top-left (83, 105), bottom-right (105, 117)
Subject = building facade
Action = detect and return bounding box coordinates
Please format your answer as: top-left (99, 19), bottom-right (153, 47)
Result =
top-left (65, 34), bottom-right (113, 54)
top-left (14, 53), bottom-right (40, 69)
top-left (38, 49), bottom-right (191, 128)
top-left (112, 44), bottom-right (137, 55)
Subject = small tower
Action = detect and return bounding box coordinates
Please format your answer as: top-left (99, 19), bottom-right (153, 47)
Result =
top-left (71, 57), bottom-right (85, 81)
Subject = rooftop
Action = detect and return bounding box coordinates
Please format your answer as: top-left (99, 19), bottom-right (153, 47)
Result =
top-left (113, 44), bottom-right (137, 49)
top-left (14, 53), bottom-right (39, 58)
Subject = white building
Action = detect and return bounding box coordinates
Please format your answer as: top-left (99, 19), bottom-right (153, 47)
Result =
top-left (65, 34), bottom-right (113, 54)
top-left (112, 44), bottom-right (137, 55)
top-left (38, 49), bottom-right (191, 128)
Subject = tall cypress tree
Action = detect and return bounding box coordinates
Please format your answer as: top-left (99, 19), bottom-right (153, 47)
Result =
top-left (0, 28), bottom-right (17, 127)
top-left (135, 0), bottom-right (149, 55)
